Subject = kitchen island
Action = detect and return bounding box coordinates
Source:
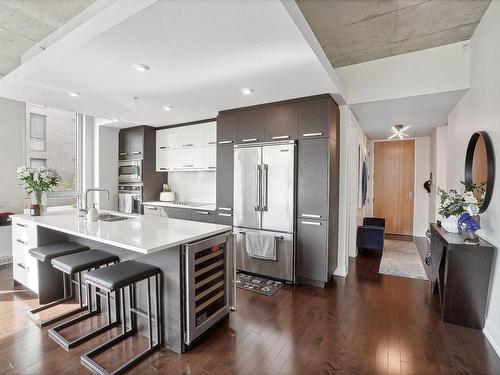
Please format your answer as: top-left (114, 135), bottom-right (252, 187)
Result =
top-left (11, 211), bottom-right (234, 353)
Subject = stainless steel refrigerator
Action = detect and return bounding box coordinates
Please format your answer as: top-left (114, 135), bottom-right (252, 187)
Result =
top-left (233, 141), bottom-right (295, 283)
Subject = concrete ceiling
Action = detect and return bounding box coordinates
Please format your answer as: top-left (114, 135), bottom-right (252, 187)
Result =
top-left (297, 0), bottom-right (491, 67)
top-left (350, 89), bottom-right (467, 139)
top-left (0, 0), bottom-right (95, 77)
top-left (0, 0), bottom-right (339, 126)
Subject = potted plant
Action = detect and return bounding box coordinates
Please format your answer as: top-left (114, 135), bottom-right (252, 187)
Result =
top-left (17, 166), bottom-right (60, 216)
top-left (437, 181), bottom-right (485, 234)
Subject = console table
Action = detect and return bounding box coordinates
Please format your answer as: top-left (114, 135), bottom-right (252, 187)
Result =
top-left (430, 223), bottom-right (494, 329)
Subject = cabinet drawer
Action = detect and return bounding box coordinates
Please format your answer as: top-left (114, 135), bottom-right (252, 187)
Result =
top-left (165, 207), bottom-right (192, 220)
top-left (236, 108), bottom-right (266, 144)
top-left (297, 219), bottom-right (328, 283)
top-left (298, 97), bottom-right (333, 140)
top-left (216, 211), bottom-right (233, 226)
top-left (12, 231), bottom-right (39, 293)
top-left (191, 210), bottom-right (216, 223)
top-left (217, 112), bottom-right (237, 145)
top-left (265, 103), bottom-right (298, 141)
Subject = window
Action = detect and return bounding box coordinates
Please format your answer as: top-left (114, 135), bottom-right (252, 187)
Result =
top-left (25, 105), bottom-right (78, 210)
top-left (30, 158), bottom-right (47, 168)
top-left (30, 113), bottom-right (47, 151)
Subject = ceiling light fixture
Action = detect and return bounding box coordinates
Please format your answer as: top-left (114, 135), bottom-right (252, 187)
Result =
top-left (68, 92), bottom-right (80, 97)
top-left (163, 106), bottom-right (172, 111)
top-left (388, 124), bottom-right (410, 140)
top-left (240, 87), bottom-right (253, 95)
top-left (133, 64), bottom-right (150, 72)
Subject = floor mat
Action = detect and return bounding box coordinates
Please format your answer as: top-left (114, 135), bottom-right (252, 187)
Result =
top-left (379, 239), bottom-right (429, 280)
top-left (236, 272), bottom-right (283, 296)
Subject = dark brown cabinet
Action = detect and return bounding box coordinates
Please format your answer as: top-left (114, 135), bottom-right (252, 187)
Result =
top-left (297, 219), bottom-right (328, 284)
top-left (119, 126), bottom-right (144, 160)
top-left (216, 145), bottom-right (234, 225)
top-left (265, 103), bottom-right (298, 141)
top-left (298, 97), bottom-right (337, 140)
top-left (297, 138), bottom-right (329, 221)
top-left (236, 108), bottom-right (266, 144)
top-left (191, 210), bottom-right (216, 223)
top-left (217, 111), bottom-right (237, 145)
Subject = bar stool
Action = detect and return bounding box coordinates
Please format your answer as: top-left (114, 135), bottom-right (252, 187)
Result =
top-left (27, 242), bottom-right (89, 327)
top-left (48, 249), bottom-right (120, 350)
top-left (80, 260), bottom-right (162, 375)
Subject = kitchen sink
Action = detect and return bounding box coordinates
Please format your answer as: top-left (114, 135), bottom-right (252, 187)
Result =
top-left (98, 213), bottom-right (131, 222)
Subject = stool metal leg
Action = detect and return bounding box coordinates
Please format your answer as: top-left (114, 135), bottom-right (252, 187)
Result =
top-left (81, 274), bottom-right (163, 375)
top-left (28, 272), bottom-right (87, 328)
top-left (49, 278), bottom-right (121, 350)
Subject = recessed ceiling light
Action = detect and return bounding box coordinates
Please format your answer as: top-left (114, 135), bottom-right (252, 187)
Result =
top-left (240, 87), bottom-right (253, 95)
top-left (133, 64), bottom-right (150, 72)
top-left (68, 92), bottom-right (80, 97)
top-left (163, 106), bottom-right (172, 111)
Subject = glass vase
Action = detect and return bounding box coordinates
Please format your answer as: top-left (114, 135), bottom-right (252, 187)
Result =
top-left (31, 191), bottom-right (47, 216)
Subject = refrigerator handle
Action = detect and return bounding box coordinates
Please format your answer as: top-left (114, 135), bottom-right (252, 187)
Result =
top-left (255, 165), bottom-right (261, 211)
top-left (262, 164), bottom-right (268, 212)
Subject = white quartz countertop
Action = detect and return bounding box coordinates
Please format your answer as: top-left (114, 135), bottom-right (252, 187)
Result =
top-left (142, 201), bottom-right (216, 211)
top-left (12, 210), bottom-right (231, 254)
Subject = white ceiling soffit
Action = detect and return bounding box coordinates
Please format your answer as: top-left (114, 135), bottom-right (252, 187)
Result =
top-left (0, 0), bottom-right (340, 127)
top-left (350, 90), bottom-right (467, 140)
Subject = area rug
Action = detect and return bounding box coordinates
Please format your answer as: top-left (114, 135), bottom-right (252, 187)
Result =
top-left (379, 240), bottom-right (428, 281)
top-left (236, 272), bottom-right (283, 296)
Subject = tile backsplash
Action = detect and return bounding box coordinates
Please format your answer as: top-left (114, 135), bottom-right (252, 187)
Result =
top-left (167, 171), bottom-right (216, 203)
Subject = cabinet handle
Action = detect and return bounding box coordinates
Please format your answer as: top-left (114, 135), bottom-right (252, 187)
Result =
top-left (301, 221), bottom-right (321, 226)
top-left (208, 141), bottom-right (217, 145)
top-left (16, 223), bottom-right (26, 228)
top-left (146, 206), bottom-right (158, 210)
top-left (182, 164), bottom-right (194, 168)
top-left (159, 146), bottom-right (167, 150)
top-left (303, 132), bottom-right (323, 137)
top-left (196, 211), bottom-right (210, 215)
top-left (120, 152), bottom-right (128, 156)
top-left (218, 140), bottom-right (233, 145)
top-left (207, 166), bottom-right (216, 169)
top-left (132, 151), bottom-right (141, 155)
top-left (17, 263), bottom-right (26, 270)
top-left (218, 207), bottom-right (232, 211)
top-left (272, 135), bottom-right (290, 140)
top-left (16, 239), bottom-right (27, 245)
top-left (242, 138), bottom-right (257, 143)
top-left (182, 143), bottom-right (194, 147)
top-left (275, 236), bottom-right (284, 240)
top-left (218, 213), bottom-right (232, 217)
top-left (159, 168), bottom-right (167, 171)
top-left (302, 214), bottom-right (321, 218)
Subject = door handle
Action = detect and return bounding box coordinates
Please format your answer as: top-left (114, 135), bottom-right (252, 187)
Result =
top-left (218, 140), bottom-right (233, 145)
top-left (302, 132), bottom-right (323, 137)
top-left (272, 135), bottom-right (290, 140)
top-left (301, 221), bottom-right (321, 226)
top-left (242, 138), bottom-right (258, 143)
top-left (255, 165), bottom-right (262, 211)
top-left (301, 214), bottom-right (321, 218)
top-left (262, 164), bottom-right (268, 212)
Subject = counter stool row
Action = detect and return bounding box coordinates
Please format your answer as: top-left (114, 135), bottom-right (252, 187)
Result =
top-left (27, 242), bottom-right (162, 375)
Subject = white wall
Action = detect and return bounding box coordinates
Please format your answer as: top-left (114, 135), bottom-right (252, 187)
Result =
top-left (446, 1), bottom-right (500, 356)
top-left (336, 41), bottom-right (470, 104)
top-left (167, 172), bottom-right (215, 204)
top-left (413, 137), bottom-right (430, 237)
top-left (429, 127), bottom-right (447, 223)
top-left (0, 98), bottom-right (25, 259)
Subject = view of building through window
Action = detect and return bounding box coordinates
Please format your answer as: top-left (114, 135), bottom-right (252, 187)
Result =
top-left (25, 104), bottom-right (77, 209)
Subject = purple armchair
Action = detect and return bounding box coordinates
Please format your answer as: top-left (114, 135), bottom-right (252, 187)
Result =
top-left (357, 217), bottom-right (385, 255)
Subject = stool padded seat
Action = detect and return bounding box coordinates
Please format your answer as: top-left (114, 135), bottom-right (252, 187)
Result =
top-left (51, 250), bottom-right (119, 274)
top-left (29, 242), bottom-right (89, 262)
top-left (84, 260), bottom-right (161, 291)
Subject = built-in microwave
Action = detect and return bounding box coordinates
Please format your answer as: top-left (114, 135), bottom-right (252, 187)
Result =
top-left (118, 160), bottom-right (142, 183)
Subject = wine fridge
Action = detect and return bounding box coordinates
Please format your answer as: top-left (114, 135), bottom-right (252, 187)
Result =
top-left (184, 231), bottom-right (236, 345)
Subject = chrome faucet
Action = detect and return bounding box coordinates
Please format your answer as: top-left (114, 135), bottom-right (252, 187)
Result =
top-left (85, 188), bottom-right (110, 212)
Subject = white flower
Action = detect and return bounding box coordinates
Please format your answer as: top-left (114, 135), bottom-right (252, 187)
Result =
top-left (464, 191), bottom-right (478, 204)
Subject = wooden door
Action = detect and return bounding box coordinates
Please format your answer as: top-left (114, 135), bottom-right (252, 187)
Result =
top-left (373, 140), bottom-right (415, 235)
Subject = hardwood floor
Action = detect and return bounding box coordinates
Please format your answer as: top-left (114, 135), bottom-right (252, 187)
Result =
top-left (1, 251), bottom-right (500, 375)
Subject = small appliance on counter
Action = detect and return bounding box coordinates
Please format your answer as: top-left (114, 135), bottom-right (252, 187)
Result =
top-left (159, 184), bottom-right (175, 202)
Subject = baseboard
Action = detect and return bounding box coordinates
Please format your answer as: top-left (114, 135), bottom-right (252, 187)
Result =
top-left (484, 318), bottom-right (500, 357)
top-left (333, 266), bottom-right (347, 277)
top-left (0, 255), bottom-right (12, 265)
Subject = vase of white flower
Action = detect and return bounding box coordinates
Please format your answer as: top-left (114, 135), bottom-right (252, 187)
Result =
top-left (17, 166), bottom-right (60, 216)
top-left (437, 182), bottom-right (485, 233)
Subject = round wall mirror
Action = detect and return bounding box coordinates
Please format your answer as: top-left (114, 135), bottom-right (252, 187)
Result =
top-left (465, 131), bottom-right (495, 213)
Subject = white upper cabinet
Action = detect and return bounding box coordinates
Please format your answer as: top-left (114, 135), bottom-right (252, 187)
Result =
top-left (156, 122), bottom-right (217, 172)
top-left (202, 122), bottom-right (217, 146)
